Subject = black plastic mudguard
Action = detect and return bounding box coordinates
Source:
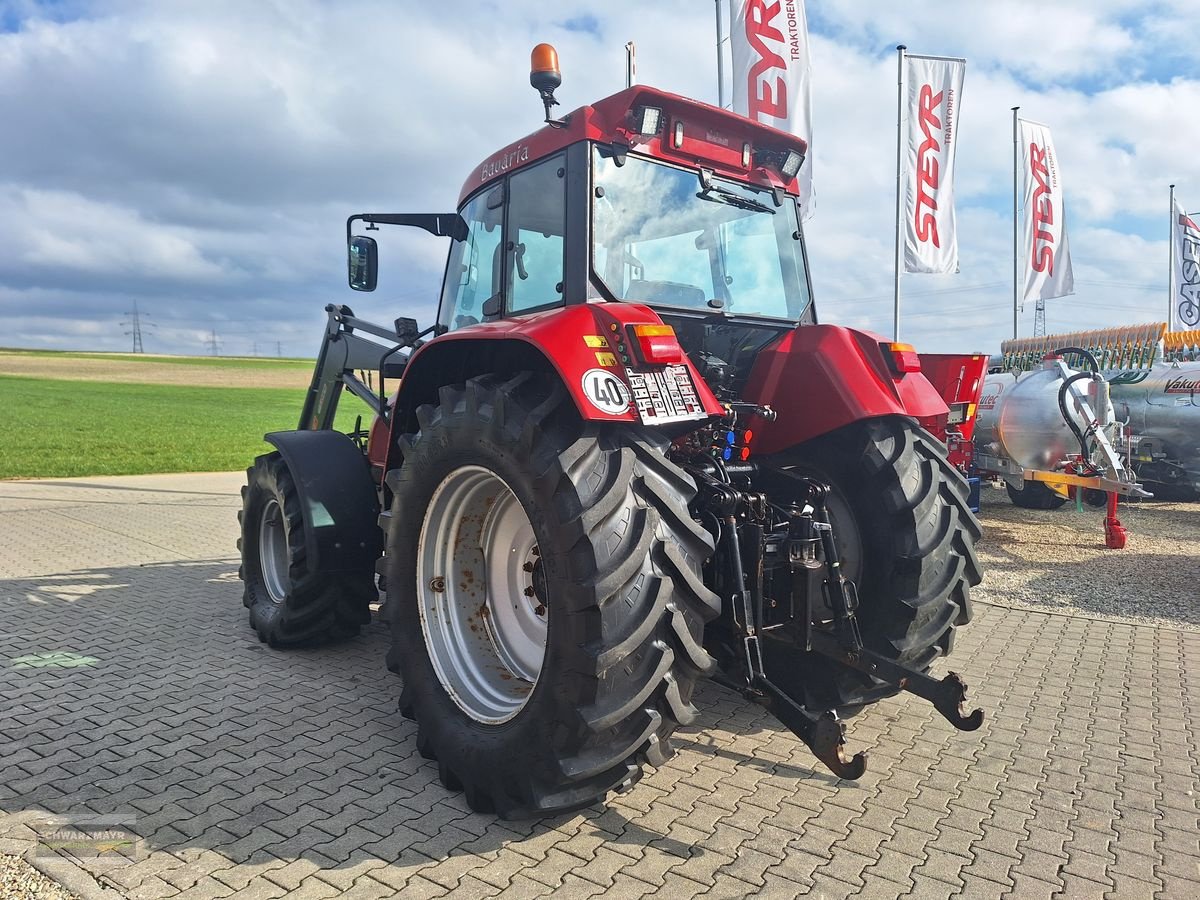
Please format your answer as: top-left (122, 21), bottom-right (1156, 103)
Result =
top-left (263, 430), bottom-right (382, 576)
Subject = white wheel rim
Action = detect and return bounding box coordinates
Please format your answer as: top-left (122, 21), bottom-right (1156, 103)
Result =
top-left (259, 498), bottom-right (290, 604)
top-left (417, 465), bottom-right (547, 724)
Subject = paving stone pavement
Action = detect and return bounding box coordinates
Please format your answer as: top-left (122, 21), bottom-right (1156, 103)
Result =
top-left (1, 472), bottom-right (1198, 899)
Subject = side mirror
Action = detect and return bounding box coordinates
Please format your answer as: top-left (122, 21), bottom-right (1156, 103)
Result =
top-left (394, 317), bottom-right (419, 344)
top-left (348, 235), bottom-right (378, 292)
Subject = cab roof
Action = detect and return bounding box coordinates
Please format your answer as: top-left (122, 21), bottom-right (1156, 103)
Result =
top-left (458, 85), bottom-right (809, 207)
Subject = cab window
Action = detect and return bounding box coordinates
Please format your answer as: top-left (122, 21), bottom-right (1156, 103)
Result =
top-left (438, 186), bottom-right (504, 332)
top-left (506, 154), bottom-right (565, 315)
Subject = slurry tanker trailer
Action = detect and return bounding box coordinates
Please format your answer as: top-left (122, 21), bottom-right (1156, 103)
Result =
top-left (976, 323), bottom-right (1200, 545)
top-left (1115, 328), bottom-right (1200, 499)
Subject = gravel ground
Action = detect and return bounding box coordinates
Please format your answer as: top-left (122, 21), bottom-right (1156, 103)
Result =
top-left (974, 482), bottom-right (1200, 630)
top-left (0, 856), bottom-right (75, 900)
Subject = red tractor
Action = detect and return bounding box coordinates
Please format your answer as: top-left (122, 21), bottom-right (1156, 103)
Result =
top-left (238, 46), bottom-right (983, 819)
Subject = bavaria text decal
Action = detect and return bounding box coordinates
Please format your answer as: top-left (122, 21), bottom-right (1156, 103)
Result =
top-left (903, 55), bottom-right (965, 274)
top-left (1020, 118), bottom-right (1074, 305)
top-left (1172, 199), bottom-right (1200, 327)
top-left (480, 144), bottom-right (529, 183)
top-left (580, 368), bottom-right (631, 415)
top-left (730, 0), bottom-right (814, 215)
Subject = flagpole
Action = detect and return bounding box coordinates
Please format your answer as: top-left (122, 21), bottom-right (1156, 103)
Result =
top-left (893, 44), bottom-right (906, 342)
top-left (1012, 106), bottom-right (1020, 340)
top-left (715, 0), bottom-right (725, 109)
top-left (1169, 183), bottom-right (1176, 331)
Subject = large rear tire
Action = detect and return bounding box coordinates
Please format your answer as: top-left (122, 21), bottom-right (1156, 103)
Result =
top-left (762, 417), bottom-right (982, 713)
top-left (238, 452), bottom-right (375, 646)
top-left (383, 373), bottom-right (719, 818)
top-left (1006, 480), bottom-right (1069, 510)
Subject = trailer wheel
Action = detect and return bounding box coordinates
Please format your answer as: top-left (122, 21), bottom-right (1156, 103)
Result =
top-left (1005, 480), bottom-right (1069, 510)
top-left (766, 416), bottom-right (982, 713)
top-left (238, 452), bottom-right (375, 646)
top-left (383, 373), bottom-right (719, 818)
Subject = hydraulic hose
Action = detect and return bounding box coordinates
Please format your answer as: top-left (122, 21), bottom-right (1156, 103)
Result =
top-left (1052, 346), bottom-right (1100, 374)
top-left (1058, 371), bottom-right (1095, 459)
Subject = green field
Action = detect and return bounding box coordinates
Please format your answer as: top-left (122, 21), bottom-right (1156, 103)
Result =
top-left (0, 374), bottom-right (372, 478)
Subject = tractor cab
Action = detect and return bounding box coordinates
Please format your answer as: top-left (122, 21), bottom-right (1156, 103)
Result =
top-left (348, 48), bottom-right (818, 405)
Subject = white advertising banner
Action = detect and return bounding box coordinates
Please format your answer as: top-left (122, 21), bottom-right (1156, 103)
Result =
top-left (1020, 118), bottom-right (1074, 304)
top-left (731, 0), bottom-right (814, 214)
top-left (1173, 199), bottom-right (1200, 327)
top-left (903, 55), bottom-right (965, 274)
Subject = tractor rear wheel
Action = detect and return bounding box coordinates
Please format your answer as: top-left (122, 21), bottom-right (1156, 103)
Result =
top-left (383, 373), bottom-right (719, 818)
top-left (1006, 480), bottom-right (1069, 510)
top-left (763, 416), bottom-right (982, 713)
top-left (238, 452), bottom-right (375, 646)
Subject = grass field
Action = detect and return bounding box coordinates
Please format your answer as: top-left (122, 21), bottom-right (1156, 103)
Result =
top-left (0, 373), bottom-right (372, 478)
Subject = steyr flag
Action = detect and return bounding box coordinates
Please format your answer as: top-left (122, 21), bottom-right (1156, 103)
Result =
top-left (903, 55), bottom-right (965, 274)
top-left (1172, 199), bottom-right (1200, 327)
top-left (731, 0), bottom-right (814, 215)
top-left (1019, 119), bottom-right (1074, 305)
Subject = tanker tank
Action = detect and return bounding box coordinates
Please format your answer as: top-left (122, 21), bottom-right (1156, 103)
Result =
top-left (973, 348), bottom-right (1146, 520)
top-left (976, 366), bottom-right (1115, 473)
top-left (1109, 361), bottom-right (1200, 497)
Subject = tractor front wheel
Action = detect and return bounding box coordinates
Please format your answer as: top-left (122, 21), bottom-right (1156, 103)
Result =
top-left (238, 452), bottom-right (375, 646)
top-left (383, 373), bottom-right (719, 818)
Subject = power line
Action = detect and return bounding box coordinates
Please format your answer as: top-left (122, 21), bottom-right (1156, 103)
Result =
top-left (205, 330), bottom-right (222, 356)
top-left (835, 281), bottom-right (1009, 305)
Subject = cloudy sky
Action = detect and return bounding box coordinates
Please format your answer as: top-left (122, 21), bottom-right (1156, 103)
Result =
top-left (2, 0), bottom-right (1198, 357)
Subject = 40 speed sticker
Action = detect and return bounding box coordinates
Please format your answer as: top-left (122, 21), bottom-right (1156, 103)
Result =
top-left (580, 368), bottom-right (631, 415)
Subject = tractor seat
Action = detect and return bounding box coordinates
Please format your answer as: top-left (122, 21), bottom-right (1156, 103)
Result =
top-left (626, 279), bottom-right (706, 310)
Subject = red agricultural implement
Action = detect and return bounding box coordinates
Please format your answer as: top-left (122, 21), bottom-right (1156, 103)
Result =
top-left (919, 352), bottom-right (989, 510)
top-left (237, 45), bottom-right (984, 818)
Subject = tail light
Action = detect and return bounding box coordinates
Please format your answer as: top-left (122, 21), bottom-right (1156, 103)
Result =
top-left (882, 342), bottom-right (922, 376)
top-left (628, 324), bottom-right (684, 365)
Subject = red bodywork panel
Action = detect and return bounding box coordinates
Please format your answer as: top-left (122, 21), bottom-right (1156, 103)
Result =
top-left (367, 303), bottom-right (726, 471)
top-left (461, 86), bottom-right (807, 206)
top-left (917, 352), bottom-right (989, 473)
top-left (741, 325), bottom-right (949, 456)
top-left (918, 353), bottom-right (988, 442)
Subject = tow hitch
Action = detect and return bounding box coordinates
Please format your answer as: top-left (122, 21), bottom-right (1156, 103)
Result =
top-left (700, 470), bottom-right (984, 779)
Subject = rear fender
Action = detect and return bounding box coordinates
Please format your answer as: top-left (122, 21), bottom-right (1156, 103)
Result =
top-left (387, 304), bottom-right (724, 453)
top-left (264, 430), bottom-right (382, 576)
top-left (741, 325), bottom-right (948, 455)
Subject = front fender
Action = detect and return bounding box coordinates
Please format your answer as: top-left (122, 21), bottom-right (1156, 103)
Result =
top-left (741, 325), bottom-right (948, 455)
top-left (264, 430), bottom-right (381, 576)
